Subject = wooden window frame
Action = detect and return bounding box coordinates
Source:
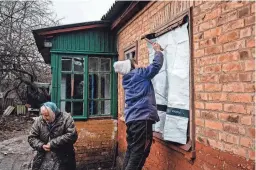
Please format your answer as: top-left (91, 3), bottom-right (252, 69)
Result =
top-left (151, 8), bottom-right (195, 160)
top-left (124, 40), bottom-right (138, 63)
top-left (56, 55), bottom-right (117, 120)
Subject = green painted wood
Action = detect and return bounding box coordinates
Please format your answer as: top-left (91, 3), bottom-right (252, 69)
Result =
top-left (50, 50), bottom-right (116, 56)
top-left (51, 30), bottom-right (116, 53)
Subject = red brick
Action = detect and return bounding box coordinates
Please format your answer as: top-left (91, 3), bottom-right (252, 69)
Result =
top-left (233, 147), bottom-right (247, 159)
top-left (204, 8), bottom-right (222, 22)
top-left (223, 40), bottom-right (246, 52)
top-left (199, 19), bottom-right (217, 32)
top-left (195, 49), bottom-right (204, 57)
top-left (223, 123), bottom-right (239, 134)
top-left (241, 116), bottom-right (252, 125)
top-left (217, 52), bottom-right (239, 63)
top-left (246, 105), bottom-right (255, 115)
top-left (221, 2), bottom-right (244, 13)
top-left (219, 113), bottom-right (239, 123)
top-left (217, 10), bottom-right (237, 26)
top-left (220, 73), bottom-right (239, 83)
top-left (239, 50), bottom-right (251, 60)
top-left (239, 73), bottom-right (252, 82)
top-left (223, 83), bottom-right (244, 92)
top-left (201, 111), bottom-right (218, 120)
top-left (222, 18), bottom-right (244, 32)
top-left (201, 74), bottom-right (219, 83)
top-left (222, 62), bottom-right (243, 72)
top-left (240, 137), bottom-right (253, 148)
top-left (247, 38), bottom-right (255, 48)
top-left (249, 150), bottom-right (255, 160)
top-left (244, 83), bottom-right (255, 92)
top-left (205, 84), bottom-right (222, 92)
top-left (202, 65), bottom-right (221, 74)
top-left (194, 42), bottom-right (199, 50)
top-left (205, 46), bottom-right (222, 55)
top-left (219, 31), bottom-right (239, 44)
top-left (195, 101), bottom-right (204, 109)
top-left (240, 27), bottom-right (252, 38)
top-left (208, 93), bottom-right (227, 101)
top-left (200, 2), bottom-right (218, 13)
top-left (196, 93), bottom-right (208, 101)
top-left (207, 138), bottom-right (223, 150)
top-left (205, 120), bottom-right (223, 130)
top-left (252, 48), bottom-right (255, 58)
top-left (195, 110), bottom-right (201, 118)
top-left (195, 84), bottom-right (204, 91)
top-left (251, 3), bottom-right (255, 13)
top-left (238, 6), bottom-right (250, 18)
top-left (226, 134), bottom-right (239, 144)
top-left (228, 93), bottom-right (253, 103)
top-left (245, 60), bottom-right (255, 71)
top-left (196, 118), bottom-right (205, 127)
top-left (247, 128), bottom-right (255, 138)
top-left (203, 128), bottom-right (219, 140)
top-left (199, 56), bottom-right (217, 66)
top-left (205, 103), bottom-right (222, 111)
top-left (204, 27), bottom-right (222, 39)
top-left (200, 37), bottom-right (217, 48)
top-left (224, 104), bottom-right (246, 114)
top-left (219, 132), bottom-right (227, 142)
top-left (245, 15), bottom-right (255, 26)
top-left (194, 33), bottom-right (204, 42)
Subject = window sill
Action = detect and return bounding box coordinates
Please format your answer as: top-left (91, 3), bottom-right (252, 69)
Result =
top-left (153, 132), bottom-right (194, 162)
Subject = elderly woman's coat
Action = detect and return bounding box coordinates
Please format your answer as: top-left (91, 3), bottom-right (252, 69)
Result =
top-left (28, 112), bottom-right (78, 170)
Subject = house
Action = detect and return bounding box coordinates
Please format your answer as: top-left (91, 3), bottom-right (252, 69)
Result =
top-left (33, 1), bottom-right (255, 170)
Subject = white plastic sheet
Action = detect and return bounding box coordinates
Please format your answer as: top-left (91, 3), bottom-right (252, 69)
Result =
top-left (148, 23), bottom-right (190, 144)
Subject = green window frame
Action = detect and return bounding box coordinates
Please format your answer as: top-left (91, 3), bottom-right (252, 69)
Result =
top-left (55, 55), bottom-right (117, 120)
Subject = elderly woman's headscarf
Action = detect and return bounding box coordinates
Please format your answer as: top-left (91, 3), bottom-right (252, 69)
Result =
top-left (42, 102), bottom-right (60, 124)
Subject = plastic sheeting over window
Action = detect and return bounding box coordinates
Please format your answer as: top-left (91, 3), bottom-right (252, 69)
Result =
top-left (148, 23), bottom-right (190, 144)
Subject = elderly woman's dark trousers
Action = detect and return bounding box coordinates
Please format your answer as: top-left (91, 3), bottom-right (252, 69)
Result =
top-left (123, 120), bottom-right (153, 170)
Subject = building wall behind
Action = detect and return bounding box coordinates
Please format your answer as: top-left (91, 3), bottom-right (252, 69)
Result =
top-left (117, 1), bottom-right (255, 169)
top-left (74, 119), bottom-right (117, 169)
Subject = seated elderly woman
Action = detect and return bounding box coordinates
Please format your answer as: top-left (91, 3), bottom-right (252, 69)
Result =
top-left (28, 102), bottom-right (78, 170)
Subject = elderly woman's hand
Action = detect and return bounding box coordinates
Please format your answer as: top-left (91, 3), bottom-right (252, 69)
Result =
top-left (43, 143), bottom-right (51, 152)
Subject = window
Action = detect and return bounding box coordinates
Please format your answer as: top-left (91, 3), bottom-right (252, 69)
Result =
top-left (124, 41), bottom-right (138, 62)
top-left (88, 57), bottom-right (111, 116)
top-left (59, 56), bottom-right (114, 119)
top-left (60, 57), bottom-right (85, 117)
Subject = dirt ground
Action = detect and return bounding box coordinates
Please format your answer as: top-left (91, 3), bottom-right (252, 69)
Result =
top-left (0, 114), bottom-right (35, 170)
top-left (0, 115), bottom-right (34, 142)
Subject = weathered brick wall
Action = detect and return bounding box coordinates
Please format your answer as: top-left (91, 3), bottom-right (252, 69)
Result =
top-left (74, 119), bottom-right (117, 169)
top-left (117, 1), bottom-right (255, 170)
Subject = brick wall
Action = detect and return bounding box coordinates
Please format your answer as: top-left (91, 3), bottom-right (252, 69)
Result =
top-left (74, 119), bottom-right (117, 169)
top-left (116, 1), bottom-right (255, 170)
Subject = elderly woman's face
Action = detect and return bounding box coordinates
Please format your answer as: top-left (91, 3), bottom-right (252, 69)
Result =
top-left (41, 107), bottom-right (55, 123)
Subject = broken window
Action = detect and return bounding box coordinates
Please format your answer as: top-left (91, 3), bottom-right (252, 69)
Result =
top-left (88, 57), bottom-right (111, 116)
top-left (60, 57), bottom-right (84, 116)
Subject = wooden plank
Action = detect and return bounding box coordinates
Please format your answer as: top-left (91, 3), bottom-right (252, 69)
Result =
top-left (3, 106), bottom-right (15, 116)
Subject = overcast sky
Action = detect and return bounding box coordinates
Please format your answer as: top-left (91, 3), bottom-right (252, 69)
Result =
top-left (51, 0), bottom-right (116, 25)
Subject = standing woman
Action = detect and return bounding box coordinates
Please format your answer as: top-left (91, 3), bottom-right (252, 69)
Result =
top-left (28, 102), bottom-right (78, 170)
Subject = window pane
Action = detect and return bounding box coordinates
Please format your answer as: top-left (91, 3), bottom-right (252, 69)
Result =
top-left (62, 58), bottom-right (72, 71)
top-left (89, 74), bottom-right (99, 99)
top-left (74, 58), bottom-right (84, 72)
top-left (89, 100), bottom-right (99, 115)
top-left (73, 102), bottom-right (83, 116)
top-left (100, 58), bottom-right (111, 71)
top-left (100, 100), bottom-right (111, 115)
top-left (61, 74), bottom-right (71, 99)
top-left (74, 74), bottom-right (83, 99)
top-left (100, 74), bottom-right (111, 99)
top-left (89, 58), bottom-right (99, 72)
top-left (60, 101), bottom-right (71, 114)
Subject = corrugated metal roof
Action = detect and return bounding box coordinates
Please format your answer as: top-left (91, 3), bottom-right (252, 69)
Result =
top-left (101, 1), bottom-right (131, 21)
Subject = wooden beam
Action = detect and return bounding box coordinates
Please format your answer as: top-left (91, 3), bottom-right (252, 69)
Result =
top-left (39, 24), bottom-right (109, 36)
